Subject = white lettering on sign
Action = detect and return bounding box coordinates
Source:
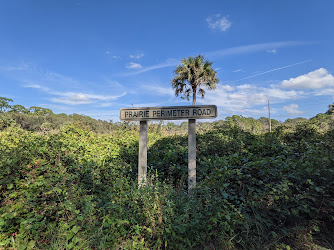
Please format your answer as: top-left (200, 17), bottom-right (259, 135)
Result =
top-left (120, 105), bottom-right (217, 121)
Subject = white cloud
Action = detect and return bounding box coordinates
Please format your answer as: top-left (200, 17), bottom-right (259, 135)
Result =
top-left (206, 14), bottom-right (231, 31)
top-left (221, 85), bottom-right (235, 91)
top-left (266, 49), bottom-right (277, 54)
top-left (198, 83), bottom-right (303, 113)
top-left (126, 62), bottom-right (142, 69)
top-left (281, 68), bottom-right (334, 89)
top-left (283, 104), bottom-right (304, 115)
top-left (130, 53), bottom-right (144, 59)
top-left (265, 88), bottom-right (301, 100)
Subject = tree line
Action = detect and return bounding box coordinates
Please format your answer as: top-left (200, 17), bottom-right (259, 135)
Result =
top-left (1, 96), bottom-right (333, 136)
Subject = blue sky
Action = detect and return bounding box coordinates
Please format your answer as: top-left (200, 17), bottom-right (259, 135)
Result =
top-left (0, 0), bottom-right (333, 122)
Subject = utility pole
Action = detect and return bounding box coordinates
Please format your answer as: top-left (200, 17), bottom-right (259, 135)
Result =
top-left (268, 100), bottom-right (272, 132)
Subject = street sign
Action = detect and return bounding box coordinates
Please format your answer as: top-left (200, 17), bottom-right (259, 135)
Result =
top-left (119, 105), bottom-right (218, 190)
top-left (119, 105), bottom-right (217, 121)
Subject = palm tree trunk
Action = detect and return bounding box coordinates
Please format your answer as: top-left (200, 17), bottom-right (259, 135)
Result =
top-left (192, 88), bottom-right (196, 106)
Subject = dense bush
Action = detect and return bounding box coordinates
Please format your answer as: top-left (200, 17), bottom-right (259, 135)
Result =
top-left (1, 109), bottom-right (334, 249)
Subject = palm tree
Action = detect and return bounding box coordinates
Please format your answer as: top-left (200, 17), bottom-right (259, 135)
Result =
top-left (171, 55), bottom-right (219, 105)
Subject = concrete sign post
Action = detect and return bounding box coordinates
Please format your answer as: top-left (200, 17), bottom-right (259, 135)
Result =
top-left (120, 105), bottom-right (217, 190)
top-left (138, 121), bottom-right (147, 187)
top-left (188, 119), bottom-right (196, 189)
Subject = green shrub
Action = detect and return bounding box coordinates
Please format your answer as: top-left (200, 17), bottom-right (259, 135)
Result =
top-left (1, 116), bottom-right (333, 249)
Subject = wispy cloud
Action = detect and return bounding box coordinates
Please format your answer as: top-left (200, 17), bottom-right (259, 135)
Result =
top-left (120, 41), bottom-right (309, 76)
top-left (121, 58), bottom-right (178, 76)
top-left (51, 96), bottom-right (93, 105)
top-left (126, 62), bottom-right (142, 69)
top-left (0, 61), bottom-right (130, 118)
top-left (281, 68), bottom-right (334, 89)
top-left (313, 88), bottom-right (334, 96)
top-left (235, 60), bottom-right (311, 82)
top-left (1, 61), bottom-right (129, 106)
top-left (24, 84), bottom-right (127, 105)
top-left (130, 53), bottom-right (144, 59)
top-left (206, 14), bottom-right (231, 32)
top-left (232, 69), bottom-right (243, 73)
top-left (105, 50), bottom-right (120, 59)
top-left (141, 84), bottom-right (175, 97)
top-left (1, 63), bottom-right (82, 90)
top-left (205, 41), bottom-right (309, 58)
top-left (0, 61), bottom-right (34, 72)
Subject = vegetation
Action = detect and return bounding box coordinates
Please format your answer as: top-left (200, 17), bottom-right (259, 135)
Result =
top-left (0, 97), bottom-right (13, 113)
top-left (171, 55), bottom-right (219, 105)
top-left (1, 99), bottom-right (334, 249)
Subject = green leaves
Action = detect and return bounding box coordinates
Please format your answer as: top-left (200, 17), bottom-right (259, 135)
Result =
top-left (71, 226), bottom-right (81, 234)
top-left (172, 55), bottom-right (219, 105)
top-left (0, 113), bottom-right (333, 249)
top-left (27, 240), bottom-right (35, 249)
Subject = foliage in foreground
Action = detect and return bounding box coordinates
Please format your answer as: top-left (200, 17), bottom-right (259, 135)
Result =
top-left (0, 112), bottom-right (334, 249)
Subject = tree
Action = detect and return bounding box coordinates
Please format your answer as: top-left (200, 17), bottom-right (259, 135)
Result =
top-left (0, 97), bottom-right (13, 112)
top-left (29, 106), bottom-right (53, 116)
top-left (171, 55), bottom-right (219, 105)
top-left (9, 104), bottom-right (29, 114)
top-left (326, 103), bottom-right (334, 115)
